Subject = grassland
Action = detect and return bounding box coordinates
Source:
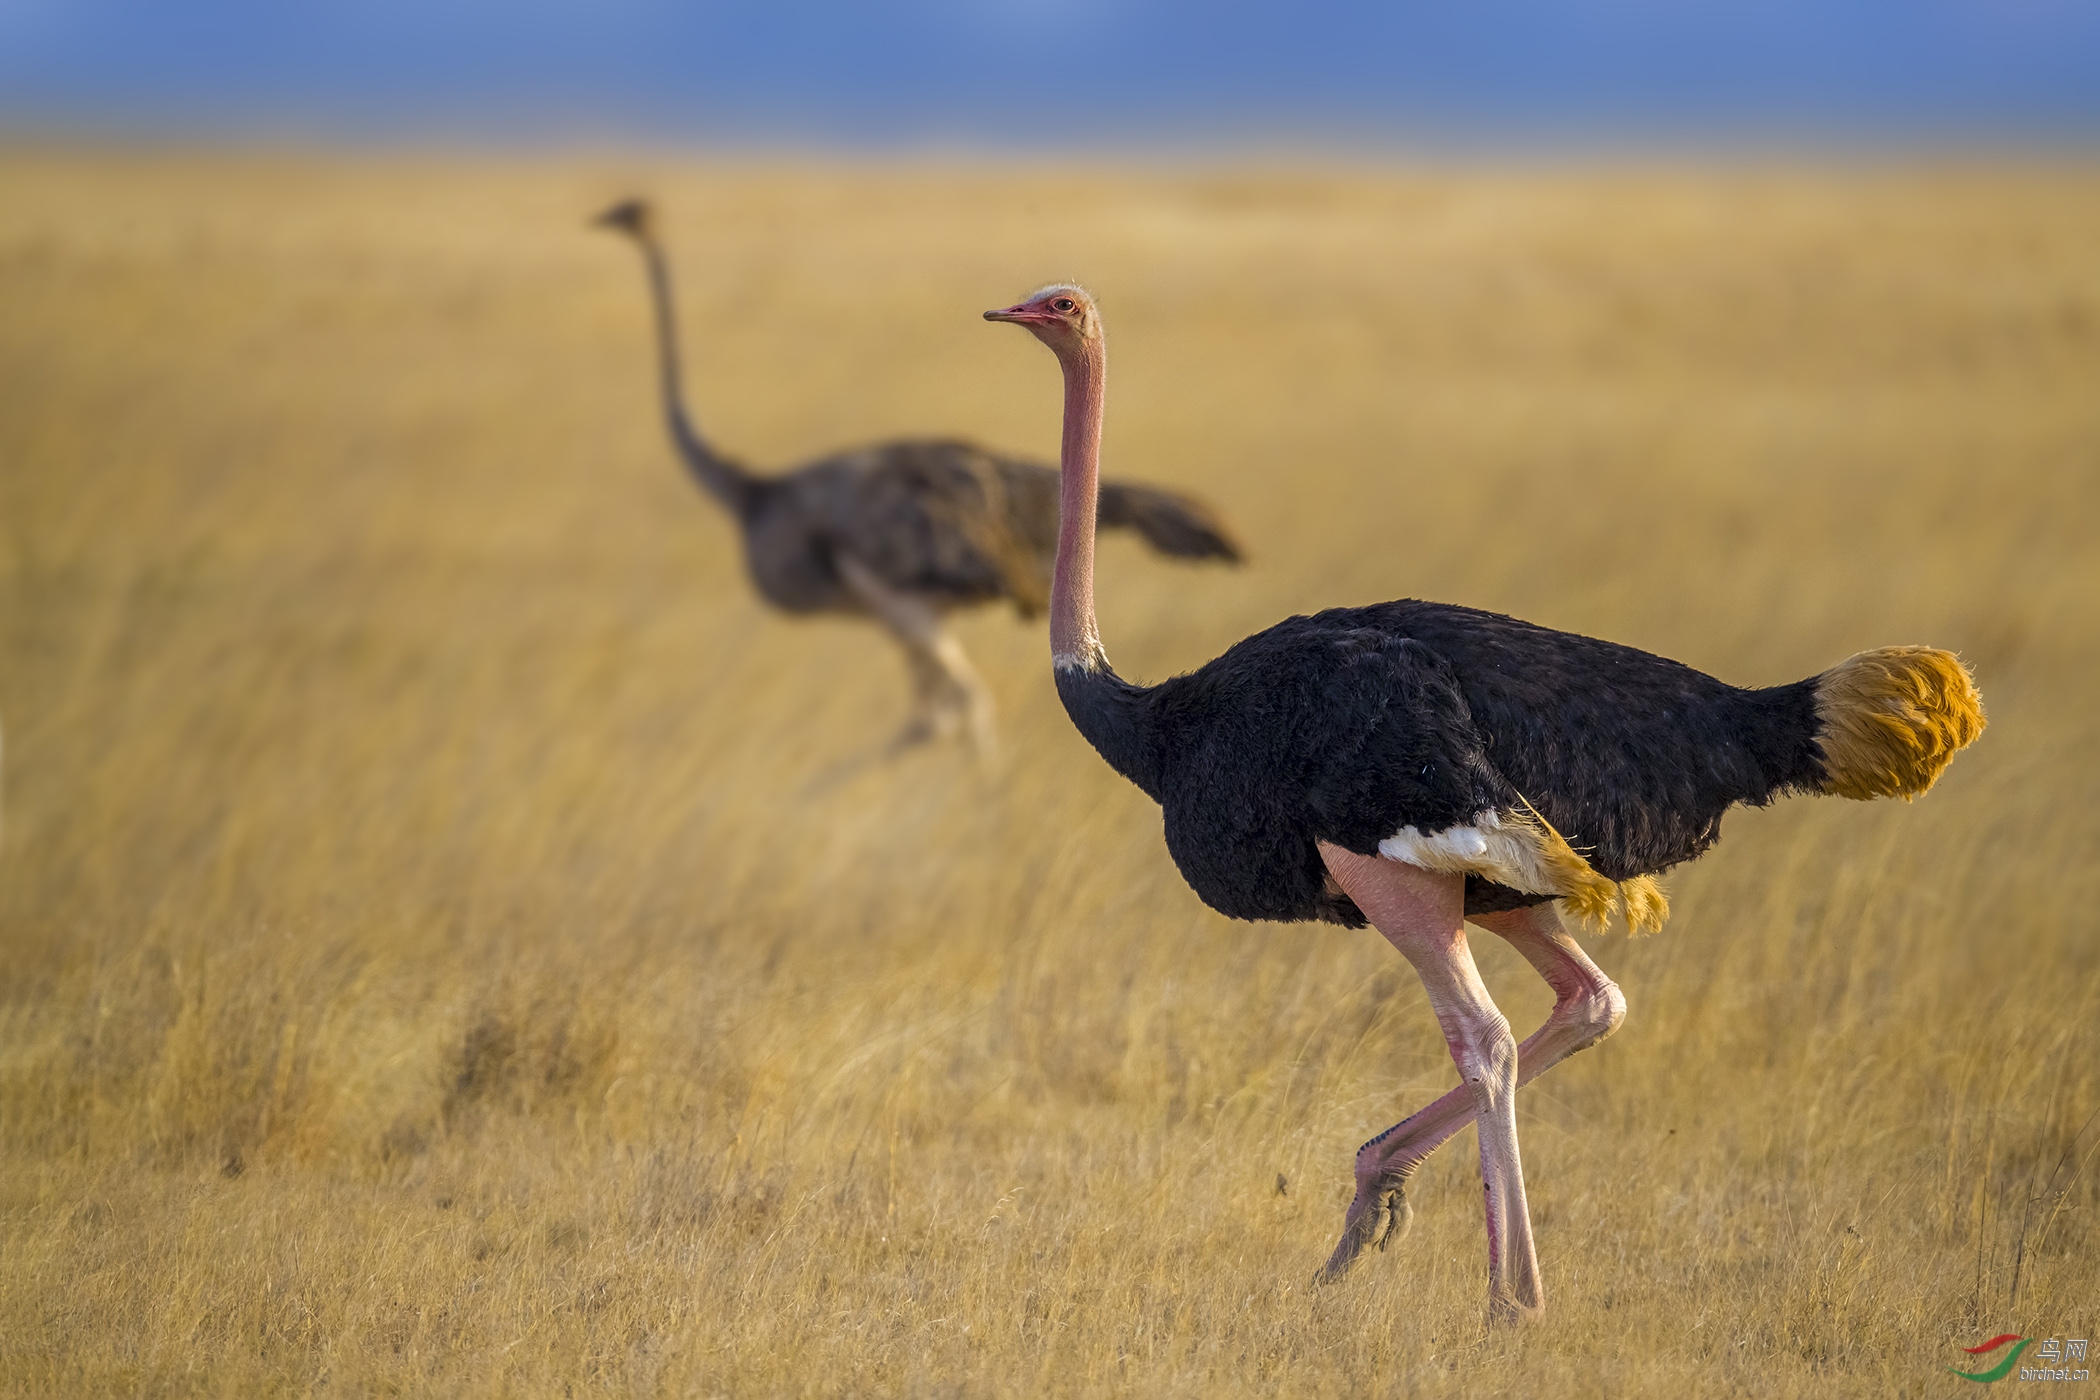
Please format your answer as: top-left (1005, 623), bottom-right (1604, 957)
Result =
top-left (1, 148), bottom-right (2097, 1397)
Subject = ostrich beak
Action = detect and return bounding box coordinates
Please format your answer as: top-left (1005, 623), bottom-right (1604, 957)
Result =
top-left (984, 304), bottom-right (1050, 325)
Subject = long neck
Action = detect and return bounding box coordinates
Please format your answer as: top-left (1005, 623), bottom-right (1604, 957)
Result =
top-left (1047, 332), bottom-right (1162, 797)
top-left (1051, 338), bottom-right (1108, 671)
top-left (635, 234), bottom-right (754, 514)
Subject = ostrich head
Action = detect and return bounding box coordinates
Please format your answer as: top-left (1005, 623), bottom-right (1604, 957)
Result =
top-left (593, 197), bottom-right (656, 240)
top-left (984, 284), bottom-right (1101, 360)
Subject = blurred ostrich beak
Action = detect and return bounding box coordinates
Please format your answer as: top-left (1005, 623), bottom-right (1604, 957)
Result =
top-left (592, 199), bottom-right (649, 234)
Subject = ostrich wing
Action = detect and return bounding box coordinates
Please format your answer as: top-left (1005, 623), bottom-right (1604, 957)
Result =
top-left (1151, 624), bottom-right (1514, 926)
top-left (1296, 631), bottom-right (1516, 855)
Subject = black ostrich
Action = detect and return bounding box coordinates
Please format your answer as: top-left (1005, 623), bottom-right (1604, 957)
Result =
top-left (595, 199), bottom-right (1241, 754)
top-left (985, 284), bottom-right (1984, 1322)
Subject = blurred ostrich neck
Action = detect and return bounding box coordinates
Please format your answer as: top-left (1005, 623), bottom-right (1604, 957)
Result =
top-left (634, 232), bottom-right (750, 511)
top-left (1051, 337), bottom-right (1107, 671)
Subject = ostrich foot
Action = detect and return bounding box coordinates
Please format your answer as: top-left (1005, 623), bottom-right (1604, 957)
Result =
top-left (886, 702), bottom-right (965, 755)
top-left (965, 715), bottom-right (1002, 769)
top-left (886, 716), bottom-right (940, 754)
top-left (1313, 1175), bottom-right (1412, 1285)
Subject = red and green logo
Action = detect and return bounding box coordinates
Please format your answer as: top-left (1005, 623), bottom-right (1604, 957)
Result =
top-left (1948, 1335), bottom-right (2029, 1383)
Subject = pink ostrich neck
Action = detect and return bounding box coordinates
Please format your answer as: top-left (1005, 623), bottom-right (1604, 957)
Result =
top-left (1051, 335), bottom-right (1107, 671)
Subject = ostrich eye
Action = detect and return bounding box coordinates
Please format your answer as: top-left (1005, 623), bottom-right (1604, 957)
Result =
top-left (1052, 298), bottom-right (1076, 313)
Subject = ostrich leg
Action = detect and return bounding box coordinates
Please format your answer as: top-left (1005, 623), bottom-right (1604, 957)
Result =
top-left (1315, 899), bottom-right (1624, 1286)
top-left (894, 642), bottom-right (966, 745)
top-left (835, 554), bottom-right (997, 755)
top-left (916, 629), bottom-right (995, 755)
top-left (1317, 843), bottom-right (1543, 1324)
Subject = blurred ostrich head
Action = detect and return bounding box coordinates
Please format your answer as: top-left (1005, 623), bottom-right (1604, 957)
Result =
top-left (592, 197), bottom-right (657, 240)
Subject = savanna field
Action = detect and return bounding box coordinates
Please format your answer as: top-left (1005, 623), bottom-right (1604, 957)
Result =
top-left (2, 149), bottom-right (2098, 1396)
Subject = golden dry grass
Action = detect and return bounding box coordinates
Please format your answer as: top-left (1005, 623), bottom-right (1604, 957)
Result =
top-left (2, 148), bottom-right (2097, 1397)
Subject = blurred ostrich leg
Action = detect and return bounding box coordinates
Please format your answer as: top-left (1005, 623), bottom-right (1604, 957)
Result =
top-left (836, 554), bottom-right (996, 755)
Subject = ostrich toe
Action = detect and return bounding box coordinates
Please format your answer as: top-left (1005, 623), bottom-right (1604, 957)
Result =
top-left (1313, 1177), bottom-right (1411, 1284)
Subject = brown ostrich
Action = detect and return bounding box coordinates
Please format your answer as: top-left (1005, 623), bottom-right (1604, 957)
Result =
top-left (595, 199), bottom-right (1240, 753)
top-left (986, 282), bottom-right (1985, 1324)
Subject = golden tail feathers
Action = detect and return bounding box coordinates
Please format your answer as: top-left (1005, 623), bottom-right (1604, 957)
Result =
top-left (1814, 646), bottom-right (1985, 800)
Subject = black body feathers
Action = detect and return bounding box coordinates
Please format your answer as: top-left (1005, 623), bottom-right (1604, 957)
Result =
top-left (1060, 601), bottom-right (1826, 926)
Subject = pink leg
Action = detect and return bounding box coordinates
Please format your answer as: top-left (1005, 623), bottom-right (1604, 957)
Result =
top-left (1316, 843), bottom-right (1543, 1323)
top-left (1315, 892), bottom-right (1624, 1300)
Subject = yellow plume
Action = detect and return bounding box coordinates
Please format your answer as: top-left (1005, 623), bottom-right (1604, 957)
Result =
top-left (1815, 646), bottom-right (1985, 800)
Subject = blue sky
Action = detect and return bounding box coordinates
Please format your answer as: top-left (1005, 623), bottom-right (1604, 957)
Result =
top-left (3, 0), bottom-right (2098, 146)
